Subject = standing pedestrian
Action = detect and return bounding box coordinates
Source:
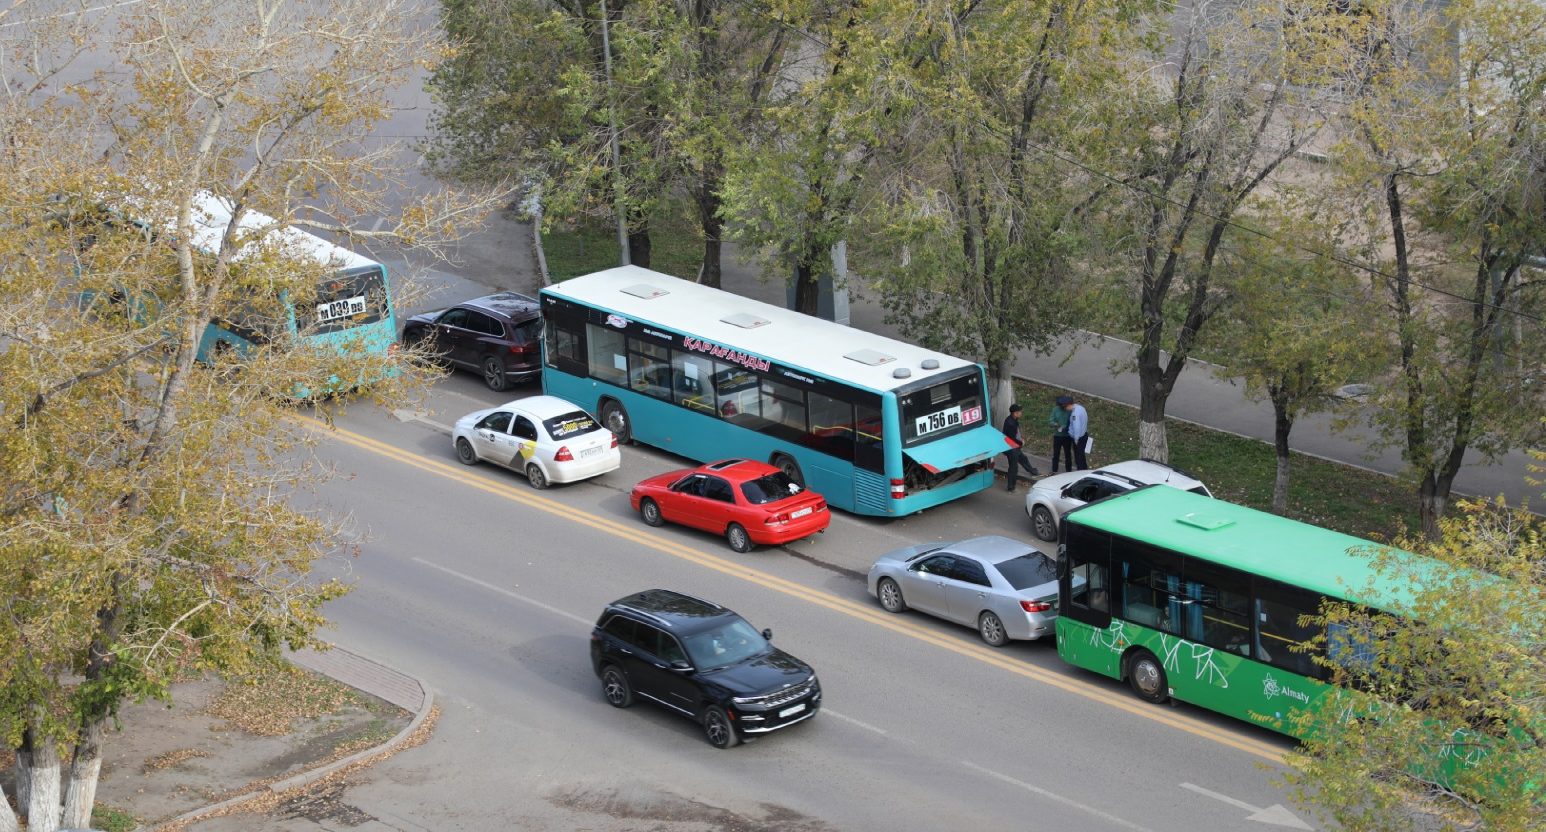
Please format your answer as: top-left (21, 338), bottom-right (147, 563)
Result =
top-left (1048, 396), bottom-right (1074, 473)
top-left (1061, 396), bottom-right (1091, 470)
top-left (1001, 403), bottom-right (1040, 492)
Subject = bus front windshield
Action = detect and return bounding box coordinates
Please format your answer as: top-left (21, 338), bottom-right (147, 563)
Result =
top-left (898, 369), bottom-right (987, 447)
top-left (310, 265), bottom-right (388, 335)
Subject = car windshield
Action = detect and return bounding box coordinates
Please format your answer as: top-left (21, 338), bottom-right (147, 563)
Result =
top-left (543, 411), bottom-right (600, 440)
top-left (741, 472), bottom-right (802, 504)
top-left (994, 553), bottom-right (1058, 590)
top-left (681, 617), bottom-right (769, 671)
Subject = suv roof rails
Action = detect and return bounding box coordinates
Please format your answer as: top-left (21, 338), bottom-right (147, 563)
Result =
top-left (1099, 471), bottom-right (1149, 490)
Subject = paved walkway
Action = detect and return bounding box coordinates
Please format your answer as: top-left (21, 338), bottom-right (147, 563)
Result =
top-left (291, 646), bottom-right (426, 713)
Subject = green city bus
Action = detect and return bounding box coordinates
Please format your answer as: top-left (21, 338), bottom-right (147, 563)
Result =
top-left (1055, 484), bottom-right (1426, 737)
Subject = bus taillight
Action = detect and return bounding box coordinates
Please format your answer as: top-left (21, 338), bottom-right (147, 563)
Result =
top-left (890, 479), bottom-right (906, 499)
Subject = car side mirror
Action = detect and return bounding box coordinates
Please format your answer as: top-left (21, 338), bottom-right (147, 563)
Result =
top-left (761, 628), bottom-right (773, 641)
top-left (669, 660), bottom-right (693, 672)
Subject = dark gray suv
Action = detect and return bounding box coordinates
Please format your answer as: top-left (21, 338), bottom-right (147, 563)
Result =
top-left (590, 589), bottom-right (821, 748)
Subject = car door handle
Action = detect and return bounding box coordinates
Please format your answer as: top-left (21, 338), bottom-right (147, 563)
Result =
top-left (619, 648), bottom-right (634, 656)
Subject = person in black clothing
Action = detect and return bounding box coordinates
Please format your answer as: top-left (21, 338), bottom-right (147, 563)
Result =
top-left (1001, 403), bottom-right (1040, 492)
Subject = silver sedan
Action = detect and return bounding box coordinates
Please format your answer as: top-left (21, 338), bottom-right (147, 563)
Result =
top-left (866, 536), bottom-right (1072, 647)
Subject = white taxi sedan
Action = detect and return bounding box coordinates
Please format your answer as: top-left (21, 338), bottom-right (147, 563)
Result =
top-left (452, 395), bottom-right (621, 489)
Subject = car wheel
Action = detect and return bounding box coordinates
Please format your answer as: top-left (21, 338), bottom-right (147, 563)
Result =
top-left (877, 578), bottom-right (907, 613)
top-left (600, 400), bottom-right (631, 445)
top-left (703, 706), bottom-right (740, 749)
top-left (526, 463), bottom-right (549, 490)
top-left (772, 453), bottom-right (804, 488)
top-left (455, 438), bottom-right (478, 466)
top-left (726, 523), bottom-right (754, 553)
top-left (979, 611), bottom-right (1009, 647)
top-left (1127, 649), bottom-right (1169, 704)
top-left (1030, 505), bottom-right (1058, 542)
top-left (601, 665), bottom-right (633, 708)
top-left (482, 355), bottom-right (510, 391)
top-left (639, 498), bottom-right (664, 527)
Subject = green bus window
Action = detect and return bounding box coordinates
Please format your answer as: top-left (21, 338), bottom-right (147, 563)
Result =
top-left (1256, 584), bottom-right (1326, 678)
top-left (1180, 560), bottom-right (1252, 655)
top-left (1065, 525), bottom-right (1111, 613)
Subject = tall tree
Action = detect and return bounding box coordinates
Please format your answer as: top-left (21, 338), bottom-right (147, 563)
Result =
top-left (0, 1), bottom-right (493, 828)
top-left (1205, 208), bottom-right (1383, 514)
top-left (856, 0), bottom-right (1148, 415)
top-left (1319, 0), bottom-right (1546, 536)
top-left (719, 0), bottom-right (878, 315)
top-left (1285, 496), bottom-right (1546, 830)
top-left (1095, 0), bottom-right (1333, 462)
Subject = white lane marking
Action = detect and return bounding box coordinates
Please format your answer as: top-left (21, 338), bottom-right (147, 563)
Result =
top-left (1180, 783), bottom-right (1313, 829)
top-left (821, 709), bottom-right (887, 736)
top-left (961, 761), bottom-right (1156, 832)
top-left (411, 556), bottom-right (591, 626)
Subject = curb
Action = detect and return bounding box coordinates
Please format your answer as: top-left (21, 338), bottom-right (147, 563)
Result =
top-left (141, 646), bottom-right (435, 831)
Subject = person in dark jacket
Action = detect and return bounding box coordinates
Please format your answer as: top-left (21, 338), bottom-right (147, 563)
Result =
top-left (1001, 403), bottom-right (1040, 492)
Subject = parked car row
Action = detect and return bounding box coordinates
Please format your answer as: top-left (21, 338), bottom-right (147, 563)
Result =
top-left (419, 294), bottom-right (1212, 750)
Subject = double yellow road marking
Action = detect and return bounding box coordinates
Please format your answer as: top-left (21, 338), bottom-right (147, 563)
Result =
top-left (303, 414), bottom-right (1289, 764)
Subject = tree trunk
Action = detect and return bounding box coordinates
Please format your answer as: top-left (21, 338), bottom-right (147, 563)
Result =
top-left (25, 729), bottom-right (60, 832)
top-left (1271, 395), bottom-right (1293, 516)
top-left (793, 259), bottom-right (819, 316)
top-left (15, 731), bottom-right (31, 820)
top-left (0, 794), bottom-right (17, 832)
top-left (1418, 475), bottom-right (1446, 540)
top-left (627, 227), bottom-right (651, 270)
top-left (697, 161), bottom-right (723, 288)
top-left (59, 717), bottom-right (105, 830)
top-left (990, 358), bottom-right (1014, 428)
top-left (1136, 374), bottom-right (1170, 462)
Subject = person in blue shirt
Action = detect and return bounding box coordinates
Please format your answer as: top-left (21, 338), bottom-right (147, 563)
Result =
top-left (1061, 396), bottom-right (1090, 470)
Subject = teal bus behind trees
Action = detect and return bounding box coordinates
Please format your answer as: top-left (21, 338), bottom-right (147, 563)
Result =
top-left (1055, 484), bottom-right (1439, 736)
top-left (539, 266), bottom-right (1012, 516)
top-left (80, 190), bottom-right (398, 370)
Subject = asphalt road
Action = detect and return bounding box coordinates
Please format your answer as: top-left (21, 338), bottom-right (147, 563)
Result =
top-left (245, 376), bottom-right (1312, 832)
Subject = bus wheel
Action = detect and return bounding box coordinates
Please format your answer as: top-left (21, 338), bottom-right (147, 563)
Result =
top-left (601, 400), bottom-right (631, 445)
top-left (482, 355), bottom-right (510, 392)
top-left (1126, 649), bottom-right (1169, 704)
top-left (772, 454), bottom-right (804, 488)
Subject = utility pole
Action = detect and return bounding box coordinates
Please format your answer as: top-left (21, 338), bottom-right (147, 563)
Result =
top-left (600, 0), bottom-right (629, 266)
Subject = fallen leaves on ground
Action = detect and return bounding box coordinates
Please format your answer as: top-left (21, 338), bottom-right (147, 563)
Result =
top-left (205, 665), bottom-right (363, 736)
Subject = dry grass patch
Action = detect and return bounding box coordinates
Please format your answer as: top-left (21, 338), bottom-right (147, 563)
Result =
top-left (143, 747), bottom-right (210, 772)
top-left (206, 665), bottom-right (362, 736)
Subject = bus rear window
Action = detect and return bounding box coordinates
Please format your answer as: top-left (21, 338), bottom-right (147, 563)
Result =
top-left (544, 411), bottom-right (601, 440)
top-left (312, 265), bottom-right (387, 335)
top-left (898, 369), bottom-right (986, 446)
top-left (741, 472), bottom-right (803, 504)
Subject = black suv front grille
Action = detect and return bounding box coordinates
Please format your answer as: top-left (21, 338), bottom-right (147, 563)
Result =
top-left (739, 678), bottom-right (814, 708)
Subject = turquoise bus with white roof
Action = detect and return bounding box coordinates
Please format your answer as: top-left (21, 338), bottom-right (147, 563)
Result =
top-left (539, 266), bottom-right (1010, 516)
top-left (178, 192), bottom-right (397, 366)
top-left (80, 190), bottom-right (397, 371)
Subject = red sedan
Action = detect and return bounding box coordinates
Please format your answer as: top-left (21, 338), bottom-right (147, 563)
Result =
top-left (631, 459), bottom-right (830, 552)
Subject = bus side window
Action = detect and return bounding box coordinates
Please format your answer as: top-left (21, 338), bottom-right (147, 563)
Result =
top-left (801, 392), bottom-right (855, 459)
top-left (585, 323), bottom-right (627, 385)
top-left (1065, 525), bottom-right (1110, 613)
top-left (1255, 583), bottom-right (1326, 678)
top-left (672, 354), bottom-right (716, 414)
top-left (852, 400), bottom-right (884, 473)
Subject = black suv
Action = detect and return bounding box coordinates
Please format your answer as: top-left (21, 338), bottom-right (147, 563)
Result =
top-left (590, 589), bottom-right (821, 748)
top-left (400, 292), bottom-right (542, 391)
